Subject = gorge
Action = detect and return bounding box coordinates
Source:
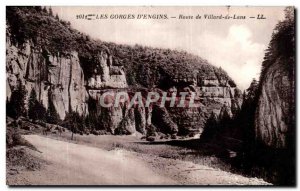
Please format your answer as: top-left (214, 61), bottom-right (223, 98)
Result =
top-left (6, 6), bottom-right (242, 137)
top-left (5, 6), bottom-right (296, 186)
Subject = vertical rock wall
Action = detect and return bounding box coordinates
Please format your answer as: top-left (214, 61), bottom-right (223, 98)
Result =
top-left (255, 58), bottom-right (295, 148)
top-left (6, 36), bottom-right (88, 119)
top-left (6, 34), bottom-right (241, 136)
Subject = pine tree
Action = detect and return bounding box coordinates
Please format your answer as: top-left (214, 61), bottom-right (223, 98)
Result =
top-left (28, 89), bottom-right (47, 121)
top-left (63, 111), bottom-right (86, 139)
top-left (49, 6), bottom-right (53, 16)
top-left (46, 91), bottom-right (60, 124)
top-left (6, 80), bottom-right (27, 119)
top-left (235, 79), bottom-right (259, 147)
top-left (36, 101), bottom-right (47, 121)
top-left (246, 78), bottom-right (259, 100)
top-left (84, 114), bottom-right (92, 129)
top-left (219, 104), bottom-right (231, 122)
top-left (64, 112), bottom-right (78, 140)
top-left (28, 89), bottom-right (38, 121)
top-left (55, 13), bottom-right (59, 20)
top-left (42, 6), bottom-right (48, 13)
top-left (201, 112), bottom-right (219, 141)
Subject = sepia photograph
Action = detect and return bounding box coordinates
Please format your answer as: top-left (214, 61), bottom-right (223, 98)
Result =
top-left (5, 6), bottom-right (295, 186)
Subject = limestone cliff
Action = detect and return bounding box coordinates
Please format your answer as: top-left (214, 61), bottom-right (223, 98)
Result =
top-left (6, 31), bottom-right (241, 136)
top-left (255, 10), bottom-right (295, 149)
top-left (6, 6), bottom-right (242, 136)
top-left (6, 34), bottom-right (88, 119)
top-left (255, 57), bottom-right (295, 148)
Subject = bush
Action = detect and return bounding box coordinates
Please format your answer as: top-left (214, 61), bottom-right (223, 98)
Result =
top-left (6, 125), bottom-right (35, 149)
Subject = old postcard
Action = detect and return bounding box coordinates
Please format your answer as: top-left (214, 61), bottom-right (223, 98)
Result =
top-left (6, 6), bottom-right (295, 186)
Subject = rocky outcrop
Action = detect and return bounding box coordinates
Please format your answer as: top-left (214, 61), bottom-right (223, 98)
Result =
top-left (255, 58), bottom-right (295, 148)
top-left (6, 30), bottom-right (241, 137)
top-left (152, 106), bottom-right (178, 135)
top-left (88, 89), bottom-right (151, 135)
top-left (6, 35), bottom-right (88, 119)
top-left (255, 10), bottom-right (295, 149)
top-left (87, 51), bottom-right (127, 89)
top-left (164, 74), bottom-right (241, 135)
top-left (6, 36), bottom-right (241, 136)
top-left (6, 39), bottom-right (241, 136)
top-left (6, 7), bottom-right (244, 137)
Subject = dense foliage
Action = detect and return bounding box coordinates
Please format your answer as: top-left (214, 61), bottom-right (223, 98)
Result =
top-left (260, 7), bottom-right (295, 84)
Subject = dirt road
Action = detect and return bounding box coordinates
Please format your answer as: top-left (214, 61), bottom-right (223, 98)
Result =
top-left (14, 135), bottom-right (270, 185)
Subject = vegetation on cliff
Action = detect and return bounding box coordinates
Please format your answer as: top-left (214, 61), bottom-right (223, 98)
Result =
top-left (255, 7), bottom-right (295, 185)
top-left (6, 6), bottom-right (295, 185)
top-left (6, 6), bottom-right (235, 88)
top-left (257, 7), bottom-right (295, 148)
top-left (259, 7), bottom-right (295, 85)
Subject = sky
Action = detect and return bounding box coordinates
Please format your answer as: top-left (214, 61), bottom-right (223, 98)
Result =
top-left (52, 6), bottom-right (285, 90)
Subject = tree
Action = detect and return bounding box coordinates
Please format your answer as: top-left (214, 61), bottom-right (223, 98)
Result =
top-left (84, 114), bottom-right (91, 129)
top-left (42, 6), bottom-right (48, 13)
top-left (200, 112), bottom-right (219, 141)
top-left (64, 112), bottom-right (78, 140)
top-left (55, 13), bottom-right (59, 20)
top-left (246, 78), bottom-right (259, 100)
top-left (63, 111), bottom-right (85, 140)
top-left (219, 104), bottom-right (232, 123)
top-left (6, 81), bottom-right (27, 119)
top-left (28, 89), bottom-right (38, 120)
top-left (28, 89), bottom-right (47, 121)
top-left (49, 6), bottom-right (53, 16)
top-left (232, 79), bottom-right (259, 148)
top-left (46, 91), bottom-right (60, 124)
top-left (35, 101), bottom-right (47, 121)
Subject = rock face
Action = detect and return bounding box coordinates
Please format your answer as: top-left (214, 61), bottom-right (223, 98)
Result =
top-left (163, 72), bottom-right (242, 135)
top-left (87, 51), bottom-right (127, 89)
top-left (255, 58), bottom-right (295, 148)
top-left (88, 89), bottom-right (151, 135)
top-left (6, 35), bottom-right (88, 119)
top-left (6, 32), bottom-right (241, 136)
top-left (255, 10), bottom-right (295, 149)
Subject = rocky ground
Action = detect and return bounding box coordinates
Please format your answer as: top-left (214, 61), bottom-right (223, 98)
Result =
top-left (6, 120), bottom-right (271, 186)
